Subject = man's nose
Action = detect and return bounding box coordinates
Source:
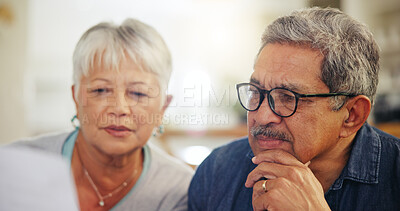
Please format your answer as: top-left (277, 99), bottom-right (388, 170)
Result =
top-left (252, 96), bottom-right (282, 125)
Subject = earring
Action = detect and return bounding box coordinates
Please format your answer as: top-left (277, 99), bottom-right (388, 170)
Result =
top-left (152, 125), bottom-right (165, 137)
top-left (71, 115), bottom-right (80, 129)
top-left (158, 125), bottom-right (165, 134)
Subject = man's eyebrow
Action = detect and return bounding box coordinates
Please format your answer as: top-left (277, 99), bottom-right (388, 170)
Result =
top-left (278, 83), bottom-right (306, 92)
top-left (279, 83), bottom-right (297, 90)
top-left (250, 78), bottom-right (260, 85)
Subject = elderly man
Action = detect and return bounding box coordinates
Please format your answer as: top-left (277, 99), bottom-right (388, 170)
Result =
top-left (188, 7), bottom-right (400, 211)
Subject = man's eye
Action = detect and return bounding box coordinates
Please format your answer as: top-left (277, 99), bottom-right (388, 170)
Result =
top-left (299, 98), bottom-right (313, 103)
top-left (248, 88), bottom-right (259, 96)
top-left (282, 94), bottom-right (295, 102)
top-left (249, 89), bottom-right (258, 94)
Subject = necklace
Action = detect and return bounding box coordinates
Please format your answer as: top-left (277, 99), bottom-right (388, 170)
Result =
top-left (83, 167), bottom-right (137, 207)
top-left (76, 144), bottom-right (138, 207)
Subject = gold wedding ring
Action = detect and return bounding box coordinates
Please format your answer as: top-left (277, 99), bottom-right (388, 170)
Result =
top-left (262, 180), bottom-right (268, 192)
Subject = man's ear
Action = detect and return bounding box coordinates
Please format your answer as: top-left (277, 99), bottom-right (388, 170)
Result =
top-left (340, 95), bottom-right (371, 138)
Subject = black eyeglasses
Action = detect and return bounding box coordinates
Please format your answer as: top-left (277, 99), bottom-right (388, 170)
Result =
top-left (236, 83), bottom-right (356, 118)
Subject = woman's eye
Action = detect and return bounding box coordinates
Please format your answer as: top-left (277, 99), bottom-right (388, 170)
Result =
top-left (90, 88), bottom-right (111, 95)
top-left (129, 91), bottom-right (148, 98)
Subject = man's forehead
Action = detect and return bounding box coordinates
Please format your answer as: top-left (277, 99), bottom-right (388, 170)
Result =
top-left (254, 43), bottom-right (324, 71)
top-left (249, 75), bottom-right (309, 92)
top-left (250, 44), bottom-right (326, 92)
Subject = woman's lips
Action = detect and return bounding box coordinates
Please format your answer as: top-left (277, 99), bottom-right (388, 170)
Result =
top-left (103, 125), bottom-right (133, 137)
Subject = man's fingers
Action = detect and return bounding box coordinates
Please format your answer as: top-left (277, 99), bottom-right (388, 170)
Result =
top-left (252, 191), bottom-right (272, 211)
top-left (245, 162), bottom-right (280, 188)
top-left (252, 149), bottom-right (306, 166)
top-left (252, 180), bottom-right (266, 200)
top-left (246, 160), bottom-right (312, 188)
top-left (252, 178), bottom-right (294, 211)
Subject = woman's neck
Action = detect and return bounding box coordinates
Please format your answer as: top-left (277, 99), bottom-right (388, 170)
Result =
top-left (74, 132), bottom-right (143, 189)
top-left (72, 132), bottom-right (143, 210)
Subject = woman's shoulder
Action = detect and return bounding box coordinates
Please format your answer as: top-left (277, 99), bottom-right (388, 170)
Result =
top-left (119, 142), bottom-right (193, 210)
top-left (8, 130), bottom-right (74, 155)
top-left (147, 142), bottom-right (194, 176)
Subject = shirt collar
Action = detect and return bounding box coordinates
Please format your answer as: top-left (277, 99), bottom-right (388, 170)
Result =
top-left (330, 123), bottom-right (381, 190)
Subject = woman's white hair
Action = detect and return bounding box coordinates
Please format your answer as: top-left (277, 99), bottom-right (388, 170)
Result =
top-left (72, 18), bottom-right (172, 103)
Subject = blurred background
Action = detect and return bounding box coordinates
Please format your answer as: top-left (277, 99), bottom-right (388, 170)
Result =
top-left (1, 0), bottom-right (399, 168)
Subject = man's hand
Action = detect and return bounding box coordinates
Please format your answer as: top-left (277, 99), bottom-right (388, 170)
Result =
top-left (245, 150), bottom-right (330, 211)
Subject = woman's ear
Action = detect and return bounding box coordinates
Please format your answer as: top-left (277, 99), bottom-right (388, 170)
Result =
top-left (72, 85), bottom-right (77, 104)
top-left (156, 95), bottom-right (172, 126)
top-left (340, 95), bottom-right (371, 138)
top-left (71, 85), bottom-right (79, 117)
top-left (161, 95), bottom-right (173, 114)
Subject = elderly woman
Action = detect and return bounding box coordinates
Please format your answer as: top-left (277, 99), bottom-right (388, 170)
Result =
top-left (13, 18), bottom-right (193, 210)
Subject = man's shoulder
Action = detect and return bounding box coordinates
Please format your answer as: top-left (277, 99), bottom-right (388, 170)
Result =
top-left (368, 124), bottom-right (400, 150)
top-left (199, 136), bottom-right (251, 170)
top-left (361, 124), bottom-right (400, 176)
top-left (212, 136), bottom-right (250, 157)
top-left (188, 137), bottom-right (253, 211)
top-left (217, 136), bottom-right (250, 149)
top-left (7, 130), bottom-right (73, 154)
top-left (357, 124), bottom-right (400, 209)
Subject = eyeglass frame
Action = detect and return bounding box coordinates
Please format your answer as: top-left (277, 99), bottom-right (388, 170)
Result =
top-left (236, 83), bottom-right (357, 118)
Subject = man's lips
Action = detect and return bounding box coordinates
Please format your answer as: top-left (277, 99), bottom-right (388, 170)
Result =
top-left (255, 135), bottom-right (290, 149)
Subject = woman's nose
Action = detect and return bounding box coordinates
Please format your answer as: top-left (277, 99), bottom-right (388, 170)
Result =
top-left (111, 92), bottom-right (131, 116)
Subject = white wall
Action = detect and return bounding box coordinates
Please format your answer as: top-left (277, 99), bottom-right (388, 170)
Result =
top-left (1, 0), bottom-right (308, 144)
top-left (0, 0), bottom-right (29, 144)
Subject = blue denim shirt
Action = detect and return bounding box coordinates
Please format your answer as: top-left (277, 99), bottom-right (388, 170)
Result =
top-left (188, 123), bottom-right (400, 210)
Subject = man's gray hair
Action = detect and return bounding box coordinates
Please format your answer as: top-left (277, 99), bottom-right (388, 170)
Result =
top-left (73, 18), bottom-right (172, 102)
top-left (258, 7), bottom-right (380, 110)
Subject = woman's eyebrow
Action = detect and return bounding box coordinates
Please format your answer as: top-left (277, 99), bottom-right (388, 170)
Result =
top-left (90, 78), bottom-right (111, 83)
top-left (89, 79), bottom-right (150, 87)
top-left (127, 81), bottom-right (148, 86)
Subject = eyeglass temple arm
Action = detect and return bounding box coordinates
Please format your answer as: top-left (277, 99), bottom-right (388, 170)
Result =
top-left (297, 93), bottom-right (356, 98)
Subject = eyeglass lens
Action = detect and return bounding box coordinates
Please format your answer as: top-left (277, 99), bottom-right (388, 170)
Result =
top-left (238, 84), bottom-right (297, 117)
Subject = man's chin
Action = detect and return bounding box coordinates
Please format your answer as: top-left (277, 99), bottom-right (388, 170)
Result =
top-left (250, 138), bottom-right (294, 156)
